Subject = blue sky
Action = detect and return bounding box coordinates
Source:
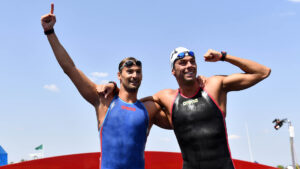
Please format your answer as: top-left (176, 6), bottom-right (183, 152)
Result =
top-left (0, 0), bottom-right (299, 167)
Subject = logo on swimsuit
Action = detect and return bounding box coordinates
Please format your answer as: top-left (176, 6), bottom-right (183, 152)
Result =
top-left (182, 98), bottom-right (198, 106)
top-left (121, 106), bottom-right (136, 111)
top-left (110, 101), bottom-right (116, 109)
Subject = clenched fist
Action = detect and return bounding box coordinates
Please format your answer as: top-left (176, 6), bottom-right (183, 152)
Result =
top-left (41, 3), bottom-right (56, 32)
top-left (203, 49), bottom-right (223, 62)
top-left (96, 83), bottom-right (115, 99)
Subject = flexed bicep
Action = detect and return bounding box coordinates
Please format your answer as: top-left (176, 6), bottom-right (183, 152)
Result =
top-left (222, 73), bottom-right (263, 91)
top-left (220, 53), bottom-right (271, 92)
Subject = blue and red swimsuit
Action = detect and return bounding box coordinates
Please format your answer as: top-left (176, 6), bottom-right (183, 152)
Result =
top-left (99, 96), bottom-right (149, 169)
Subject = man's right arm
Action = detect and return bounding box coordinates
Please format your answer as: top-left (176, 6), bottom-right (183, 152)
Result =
top-left (41, 4), bottom-right (99, 106)
top-left (203, 49), bottom-right (271, 92)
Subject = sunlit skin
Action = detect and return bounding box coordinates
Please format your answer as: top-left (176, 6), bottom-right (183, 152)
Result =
top-left (41, 3), bottom-right (172, 131)
top-left (41, 3), bottom-right (173, 167)
top-left (172, 55), bottom-right (198, 87)
top-left (118, 65), bottom-right (142, 93)
top-left (97, 46), bottom-right (271, 168)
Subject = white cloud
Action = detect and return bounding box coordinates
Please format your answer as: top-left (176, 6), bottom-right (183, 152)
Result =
top-left (288, 0), bottom-right (300, 2)
top-left (88, 77), bottom-right (109, 84)
top-left (88, 76), bottom-right (98, 83)
top-left (43, 84), bottom-right (59, 92)
top-left (228, 134), bottom-right (241, 140)
top-left (90, 72), bottom-right (109, 78)
top-left (100, 80), bottom-right (109, 84)
top-left (89, 72), bottom-right (110, 83)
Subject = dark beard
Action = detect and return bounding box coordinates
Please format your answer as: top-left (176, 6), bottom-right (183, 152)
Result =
top-left (123, 83), bottom-right (140, 93)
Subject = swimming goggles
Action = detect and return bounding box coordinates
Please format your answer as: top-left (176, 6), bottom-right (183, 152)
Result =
top-left (177, 51), bottom-right (195, 59)
top-left (119, 60), bottom-right (142, 71)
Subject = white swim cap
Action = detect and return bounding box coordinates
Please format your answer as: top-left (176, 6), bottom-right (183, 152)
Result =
top-left (170, 47), bottom-right (191, 69)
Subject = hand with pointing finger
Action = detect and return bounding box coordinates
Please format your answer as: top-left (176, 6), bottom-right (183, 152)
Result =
top-left (203, 49), bottom-right (222, 62)
top-left (41, 3), bottom-right (56, 32)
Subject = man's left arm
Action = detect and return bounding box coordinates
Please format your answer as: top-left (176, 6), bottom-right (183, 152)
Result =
top-left (204, 49), bottom-right (271, 91)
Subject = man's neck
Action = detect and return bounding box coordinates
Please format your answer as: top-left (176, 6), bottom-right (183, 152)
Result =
top-left (118, 87), bottom-right (138, 103)
top-left (178, 80), bottom-right (200, 97)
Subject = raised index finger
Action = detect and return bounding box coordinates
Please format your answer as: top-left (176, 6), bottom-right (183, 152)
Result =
top-left (50, 3), bottom-right (54, 14)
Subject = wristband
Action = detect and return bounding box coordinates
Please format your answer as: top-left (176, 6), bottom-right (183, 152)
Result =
top-left (44, 29), bottom-right (54, 35)
top-left (220, 51), bottom-right (227, 61)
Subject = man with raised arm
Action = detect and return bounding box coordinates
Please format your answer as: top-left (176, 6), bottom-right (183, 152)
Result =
top-left (41, 4), bottom-right (171, 169)
top-left (102, 47), bottom-right (271, 169)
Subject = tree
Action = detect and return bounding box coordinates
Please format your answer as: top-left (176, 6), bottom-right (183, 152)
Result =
top-left (276, 165), bottom-right (284, 169)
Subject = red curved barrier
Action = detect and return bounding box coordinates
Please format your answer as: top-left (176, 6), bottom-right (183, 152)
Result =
top-left (0, 152), bottom-right (277, 169)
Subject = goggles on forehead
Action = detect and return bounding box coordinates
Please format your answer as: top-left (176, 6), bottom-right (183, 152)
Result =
top-left (177, 51), bottom-right (195, 59)
top-left (119, 60), bottom-right (142, 71)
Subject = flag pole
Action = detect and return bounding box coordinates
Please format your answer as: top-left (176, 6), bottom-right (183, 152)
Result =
top-left (245, 122), bottom-right (254, 162)
top-left (288, 121), bottom-right (296, 169)
top-left (41, 144), bottom-right (44, 158)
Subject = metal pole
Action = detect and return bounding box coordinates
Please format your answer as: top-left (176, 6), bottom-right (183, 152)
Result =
top-left (288, 121), bottom-right (296, 169)
top-left (245, 123), bottom-right (254, 162)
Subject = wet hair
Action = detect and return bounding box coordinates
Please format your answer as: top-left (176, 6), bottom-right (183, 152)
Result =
top-left (118, 57), bottom-right (140, 72)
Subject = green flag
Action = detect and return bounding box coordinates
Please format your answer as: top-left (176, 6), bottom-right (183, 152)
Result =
top-left (35, 144), bottom-right (43, 150)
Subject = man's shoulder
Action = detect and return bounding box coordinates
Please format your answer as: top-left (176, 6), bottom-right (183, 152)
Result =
top-left (206, 75), bottom-right (226, 84)
top-left (153, 89), bottom-right (178, 106)
top-left (204, 75), bottom-right (226, 92)
top-left (207, 75), bottom-right (226, 80)
top-left (155, 88), bottom-right (178, 97)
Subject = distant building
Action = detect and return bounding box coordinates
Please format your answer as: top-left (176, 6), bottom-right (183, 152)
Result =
top-left (0, 145), bottom-right (8, 166)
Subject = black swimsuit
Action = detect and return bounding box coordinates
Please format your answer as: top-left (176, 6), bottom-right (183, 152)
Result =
top-left (171, 88), bottom-right (235, 169)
